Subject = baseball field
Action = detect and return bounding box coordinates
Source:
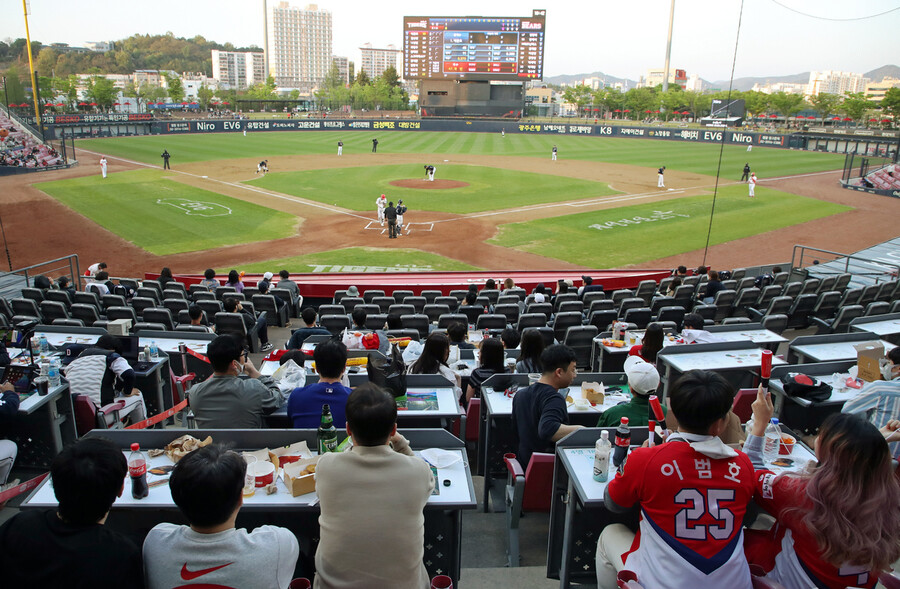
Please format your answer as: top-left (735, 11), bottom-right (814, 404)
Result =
top-left (6, 128), bottom-right (897, 276)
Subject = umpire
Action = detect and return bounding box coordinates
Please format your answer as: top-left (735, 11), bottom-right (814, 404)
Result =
top-left (161, 149), bottom-right (171, 170)
top-left (384, 201), bottom-right (398, 238)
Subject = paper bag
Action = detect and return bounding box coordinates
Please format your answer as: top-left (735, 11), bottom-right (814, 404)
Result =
top-left (855, 341), bottom-right (885, 382)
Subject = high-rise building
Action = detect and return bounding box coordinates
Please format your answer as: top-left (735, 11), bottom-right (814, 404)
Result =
top-left (359, 43), bottom-right (402, 80)
top-left (267, 2), bottom-right (333, 92)
top-left (639, 68), bottom-right (688, 89)
top-left (211, 50), bottom-right (266, 90)
top-left (806, 71), bottom-right (869, 97)
top-left (865, 77), bottom-right (900, 103)
top-left (332, 55), bottom-right (350, 86)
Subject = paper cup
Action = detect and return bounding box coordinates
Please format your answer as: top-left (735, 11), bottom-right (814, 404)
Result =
top-left (289, 579), bottom-right (311, 589)
top-left (431, 575), bottom-right (453, 589)
top-left (779, 436), bottom-right (795, 456)
top-left (242, 455), bottom-right (257, 497)
top-left (34, 376), bottom-right (49, 396)
top-left (254, 461), bottom-right (275, 487)
top-left (528, 373), bottom-right (540, 385)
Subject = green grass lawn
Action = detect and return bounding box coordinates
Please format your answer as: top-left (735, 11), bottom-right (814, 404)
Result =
top-left (36, 169), bottom-right (298, 255)
top-left (490, 185), bottom-right (852, 267)
top-left (240, 247), bottom-right (480, 273)
top-left (77, 131), bottom-right (845, 178)
top-left (248, 164), bottom-right (619, 213)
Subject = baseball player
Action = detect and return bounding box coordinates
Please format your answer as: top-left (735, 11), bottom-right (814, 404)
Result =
top-left (99, 155), bottom-right (108, 179)
top-left (424, 165), bottom-right (436, 182)
top-left (551, 145), bottom-right (558, 161)
top-left (337, 140), bottom-right (343, 156)
top-left (396, 200), bottom-right (407, 235)
top-left (256, 160), bottom-right (268, 175)
top-left (372, 138), bottom-right (378, 153)
top-left (741, 163), bottom-right (751, 182)
top-left (748, 172), bottom-right (757, 197)
top-left (501, 128), bottom-right (505, 137)
top-left (376, 194), bottom-right (387, 225)
top-left (657, 165), bottom-right (666, 188)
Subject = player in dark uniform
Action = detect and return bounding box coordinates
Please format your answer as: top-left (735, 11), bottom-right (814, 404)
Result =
top-left (161, 150), bottom-right (171, 170)
top-left (384, 201), bottom-right (398, 238)
top-left (424, 165), bottom-right (435, 181)
top-left (256, 160), bottom-right (269, 175)
top-left (396, 200), bottom-right (408, 235)
top-left (741, 163), bottom-right (751, 182)
top-left (372, 138), bottom-right (378, 153)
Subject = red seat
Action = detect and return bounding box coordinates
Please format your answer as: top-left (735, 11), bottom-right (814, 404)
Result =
top-left (503, 452), bottom-right (555, 566)
top-left (73, 394), bottom-right (126, 437)
top-left (732, 387), bottom-right (758, 423)
top-left (465, 398), bottom-right (480, 442)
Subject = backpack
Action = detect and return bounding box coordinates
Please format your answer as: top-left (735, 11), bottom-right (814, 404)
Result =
top-left (781, 373), bottom-right (833, 403)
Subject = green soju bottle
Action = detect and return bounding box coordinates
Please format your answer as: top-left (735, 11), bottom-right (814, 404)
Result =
top-left (317, 404), bottom-right (338, 454)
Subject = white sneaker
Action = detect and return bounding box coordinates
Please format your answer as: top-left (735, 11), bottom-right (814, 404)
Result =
top-left (261, 343), bottom-right (274, 352)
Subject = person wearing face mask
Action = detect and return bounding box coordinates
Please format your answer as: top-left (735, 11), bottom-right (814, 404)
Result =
top-left (842, 346), bottom-right (900, 458)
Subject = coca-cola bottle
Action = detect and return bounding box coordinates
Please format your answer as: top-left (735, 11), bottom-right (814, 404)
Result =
top-left (612, 417), bottom-right (631, 469)
top-left (128, 443), bottom-right (149, 499)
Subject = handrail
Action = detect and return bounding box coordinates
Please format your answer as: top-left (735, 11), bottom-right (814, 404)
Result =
top-left (6, 254), bottom-right (81, 289)
top-left (791, 244), bottom-right (900, 283)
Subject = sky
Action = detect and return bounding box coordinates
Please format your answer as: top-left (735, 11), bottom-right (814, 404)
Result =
top-left (1, 0), bottom-right (897, 82)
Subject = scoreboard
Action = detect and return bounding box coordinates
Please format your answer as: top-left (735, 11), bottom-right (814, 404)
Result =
top-left (403, 10), bottom-right (545, 81)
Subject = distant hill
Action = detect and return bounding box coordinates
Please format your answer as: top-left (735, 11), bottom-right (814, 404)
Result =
top-left (712, 73), bottom-right (810, 92)
top-left (864, 64), bottom-right (900, 81)
top-left (542, 70), bottom-right (636, 87)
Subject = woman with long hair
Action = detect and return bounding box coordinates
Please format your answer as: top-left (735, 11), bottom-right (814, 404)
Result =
top-left (744, 393), bottom-right (900, 589)
top-left (665, 275), bottom-right (682, 297)
top-left (466, 337), bottom-right (507, 403)
top-left (225, 269), bottom-right (244, 293)
top-left (515, 329), bottom-right (545, 374)
top-left (407, 332), bottom-right (461, 399)
top-left (628, 322), bottom-right (664, 363)
top-left (158, 267), bottom-right (174, 288)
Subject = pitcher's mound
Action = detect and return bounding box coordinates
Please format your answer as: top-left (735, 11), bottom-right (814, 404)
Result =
top-left (389, 179), bottom-right (469, 189)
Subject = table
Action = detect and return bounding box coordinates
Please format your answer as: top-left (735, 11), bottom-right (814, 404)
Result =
top-left (788, 332), bottom-right (896, 364)
top-left (137, 330), bottom-right (217, 382)
top-left (7, 382), bottom-right (75, 469)
top-left (478, 372), bottom-right (629, 512)
top-left (656, 341), bottom-right (787, 399)
top-left (769, 361), bottom-right (857, 435)
top-left (22, 428), bottom-right (476, 586)
top-left (850, 313), bottom-right (900, 345)
top-left (549, 427), bottom-right (815, 588)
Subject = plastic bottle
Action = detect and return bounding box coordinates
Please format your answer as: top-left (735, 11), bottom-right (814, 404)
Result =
top-left (763, 418), bottom-right (782, 464)
top-left (143, 344), bottom-right (151, 362)
top-left (128, 443), bottom-right (149, 499)
top-left (39, 335), bottom-right (49, 354)
top-left (317, 404), bottom-right (338, 454)
top-left (48, 358), bottom-right (61, 388)
top-left (593, 430), bottom-right (612, 482)
top-left (612, 417), bottom-right (631, 468)
top-left (149, 341), bottom-right (159, 361)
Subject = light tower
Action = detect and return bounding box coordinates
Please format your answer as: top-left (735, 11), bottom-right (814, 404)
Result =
top-left (662, 0), bottom-right (675, 93)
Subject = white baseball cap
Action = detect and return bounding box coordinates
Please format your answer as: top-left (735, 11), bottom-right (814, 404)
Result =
top-left (262, 272), bottom-right (273, 280)
top-left (624, 356), bottom-right (660, 395)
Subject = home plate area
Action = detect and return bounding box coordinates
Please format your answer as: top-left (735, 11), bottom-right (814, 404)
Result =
top-left (363, 221), bottom-right (433, 234)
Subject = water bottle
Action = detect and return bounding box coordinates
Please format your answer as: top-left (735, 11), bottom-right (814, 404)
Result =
top-left (593, 430), bottom-right (612, 482)
top-left (612, 417), bottom-right (631, 469)
top-left (39, 335), bottom-right (49, 354)
top-left (763, 418), bottom-right (782, 464)
top-left (128, 443), bottom-right (149, 499)
top-left (48, 358), bottom-right (61, 388)
top-left (143, 344), bottom-right (151, 362)
top-left (149, 341), bottom-right (159, 361)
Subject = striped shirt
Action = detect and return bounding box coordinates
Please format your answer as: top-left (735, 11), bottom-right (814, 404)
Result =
top-left (841, 376), bottom-right (900, 458)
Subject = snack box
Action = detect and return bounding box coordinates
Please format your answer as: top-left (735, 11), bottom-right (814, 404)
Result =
top-left (283, 455), bottom-right (321, 497)
top-left (268, 441), bottom-right (312, 470)
top-left (581, 381), bottom-right (605, 405)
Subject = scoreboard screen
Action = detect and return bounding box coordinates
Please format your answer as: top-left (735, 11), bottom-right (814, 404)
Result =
top-left (403, 10), bottom-right (546, 81)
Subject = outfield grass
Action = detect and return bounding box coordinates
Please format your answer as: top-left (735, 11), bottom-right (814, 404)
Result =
top-left (78, 131), bottom-right (845, 178)
top-left (248, 164), bottom-right (619, 213)
top-left (36, 169), bottom-right (298, 255)
top-left (490, 185), bottom-right (852, 267)
top-left (240, 247), bottom-right (480, 273)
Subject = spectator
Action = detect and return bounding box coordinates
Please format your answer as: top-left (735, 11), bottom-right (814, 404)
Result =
top-left (199, 268), bottom-right (220, 291)
top-left (407, 332), bottom-right (462, 399)
top-left (288, 340), bottom-right (351, 428)
top-left (87, 270), bottom-right (111, 296)
top-left (223, 297), bottom-right (272, 352)
top-left (0, 438), bottom-right (143, 588)
top-left (665, 275), bottom-right (682, 297)
top-left (157, 267), bottom-right (175, 289)
top-left (578, 275), bottom-right (605, 298)
top-left (754, 266), bottom-right (783, 289)
top-left (447, 321), bottom-right (474, 350)
top-left (224, 270), bottom-right (244, 293)
top-left (188, 334), bottom-right (283, 428)
top-left (503, 278), bottom-right (516, 291)
top-left (500, 327), bottom-right (520, 351)
top-left (515, 329), bottom-right (545, 374)
top-left (682, 313), bottom-right (705, 331)
top-left (466, 337), bottom-right (507, 403)
top-left (532, 283), bottom-right (547, 304)
top-left (671, 265), bottom-right (687, 277)
top-left (65, 334), bottom-right (147, 424)
top-left (511, 344), bottom-right (582, 467)
top-left (596, 356), bottom-right (664, 427)
top-left (351, 307), bottom-right (367, 330)
top-left (279, 349), bottom-right (306, 368)
top-left (628, 322), bottom-right (664, 363)
top-left (57, 275), bottom-right (76, 296)
top-left (701, 269), bottom-right (724, 304)
top-left (744, 396), bottom-right (900, 588)
top-left (286, 307), bottom-right (331, 349)
top-left (143, 445), bottom-right (299, 589)
top-left (459, 290), bottom-right (478, 313)
top-left (0, 381), bottom-right (19, 493)
top-left (386, 312), bottom-right (403, 330)
top-left (188, 305), bottom-right (214, 333)
top-left (258, 280), bottom-right (287, 319)
top-left (314, 383), bottom-right (433, 589)
top-left (595, 370), bottom-right (756, 588)
top-left (841, 346), bottom-right (900, 458)
top-left (86, 261), bottom-right (107, 278)
top-left (33, 274), bottom-right (52, 293)
top-left (259, 271), bottom-right (274, 292)
top-left (695, 265), bottom-right (708, 276)
top-left (484, 278), bottom-right (496, 290)
top-left (276, 269), bottom-right (301, 307)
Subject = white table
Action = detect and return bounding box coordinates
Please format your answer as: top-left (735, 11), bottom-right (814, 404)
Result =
top-left (661, 347), bottom-right (786, 373)
top-left (137, 336), bottom-right (214, 355)
top-left (35, 331), bottom-right (101, 347)
top-left (790, 339), bottom-right (896, 363)
top-left (851, 317), bottom-right (900, 338)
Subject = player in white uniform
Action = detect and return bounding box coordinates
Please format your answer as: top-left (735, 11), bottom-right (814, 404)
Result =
top-left (337, 140), bottom-right (343, 156)
top-left (657, 166), bottom-right (666, 188)
top-left (748, 173), bottom-right (757, 197)
top-left (552, 145), bottom-right (557, 161)
top-left (256, 160), bottom-right (268, 175)
top-left (99, 156), bottom-right (108, 179)
top-left (424, 165), bottom-right (436, 182)
top-left (376, 194), bottom-right (387, 225)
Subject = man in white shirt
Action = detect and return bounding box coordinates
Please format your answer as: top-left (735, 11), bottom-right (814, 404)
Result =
top-left (143, 445), bottom-right (299, 589)
top-left (376, 194), bottom-right (387, 226)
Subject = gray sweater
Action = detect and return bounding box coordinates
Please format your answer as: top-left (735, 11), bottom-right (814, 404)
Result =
top-left (189, 374), bottom-right (284, 429)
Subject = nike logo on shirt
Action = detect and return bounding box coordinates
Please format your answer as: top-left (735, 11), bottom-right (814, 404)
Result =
top-left (180, 562), bottom-right (233, 580)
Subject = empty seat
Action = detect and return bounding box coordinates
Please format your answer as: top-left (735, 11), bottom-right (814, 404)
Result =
top-left (142, 308), bottom-right (175, 330)
top-left (74, 291), bottom-right (102, 308)
top-left (45, 290), bottom-right (72, 307)
top-left (781, 282), bottom-right (802, 299)
top-left (786, 293), bottom-right (818, 329)
top-left (672, 285), bottom-right (695, 310)
top-left (402, 296), bottom-right (426, 314)
top-left (634, 280), bottom-right (658, 305)
top-left (481, 289), bottom-right (501, 304)
top-left (135, 287), bottom-right (160, 304)
top-left (332, 289), bottom-right (349, 304)
top-left (756, 285), bottom-right (782, 310)
top-left (494, 303), bottom-right (520, 325)
top-left (557, 301), bottom-right (584, 315)
top-left (196, 299), bottom-right (224, 317)
top-left (736, 277), bottom-right (756, 292)
top-left (365, 314), bottom-right (387, 330)
top-left (318, 304), bottom-right (345, 317)
top-left (588, 299), bottom-right (615, 315)
top-left (52, 318), bottom-right (85, 327)
top-left (748, 296), bottom-right (793, 321)
top-left (761, 314), bottom-right (788, 335)
top-left (692, 304), bottom-right (717, 323)
top-left (834, 273), bottom-right (852, 291)
top-left (611, 290), bottom-right (634, 305)
top-left (70, 303), bottom-right (101, 325)
top-left (424, 304), bottom-right (451, 324)
top-left (252, 294), bottom-right (289, 327)
top-left (438, 314), bottom-right (468, 329)
top-left (320, 314), bottom-right (351, 336)
top-left (420, 290), bottom-right (442, 304)
top-left (163, 289), bottom-right (186, 300)
top-left (525, 302), bottom-right (552, 321)
top-left (838, 287), bottom-right (862, 307)
top-left (476, 314), bottom-right (507, 331)
top-left (589, 310), bottom-right (618, 332)
top-left (496, 295), bottom-right (520, 306)
top-left (622, 307), bottom-right (652, 329)
top-left (392, 290), bottom-right (414, 303)
top-left (363, 289), bottom-right (385, 303)
top-left (106, 306), bottom-right (138, 326)
top-left (865, 301), bottom-right (890, 316)
top-left (649, 296), bottom-right (675, 316)
top-left (21, 287), bottom-right (44, 303)
top-left (617, 297), bottom-right (645, 317)
top-left (712, 290), bottom-right (737, 322)
top-left (448, 290), bottom-right (468, 303)
top-left (563, 325), bottom-right (599, 370)
top-left (400, 314), bottom-right (430, 338)
top-left (800, 279), bottom-right (820, 295)
top-left (552, 312), bottom-right (582, 341)
top-left (163, 298), bottom-right (190, 315)
top-left (388, 304), bottom-right (415, 317)
top-left (214, 312), bottom-right (262, 352)
top-left (339, 297), bottom-right (365, 314)
top-left (11, 298), bottom-right (42, 321)
top-left (858, 284), bottom-right (881, 307)
top-left (215, 286), bottom-right (237, 300)
top-left (458, 305), bottom-right (484, 325)
top-left (434, 296), bottom-right (459, 309)
top-left (811, 305), bottom-right (864, 334)
top-left (816, 276), bottom-right (837, 294)
top-left (653, 306), bottom-right (685, 329)
top-left (730, 268), bottom-right (746, 281)
top-left (812, 291), bottom-right (841, 320)
top-left (39, 300), bottom-right (69, 322)
top-left (877, 281), bottom-right (898, 302)
top-left (371, 297), bottom-right (395, 313)
top-left (582, 291), bottom-right (606, 307)
top-left (385, 328), bottom-right (420, 342)
top-left (730, 288), bottom-right (760, 317)
top-left (722, 317), bottom-right (751, 325)
top-left (517, 313), bottom-right (548, 331)
top-left (191, 290), bottom-right (216, 303)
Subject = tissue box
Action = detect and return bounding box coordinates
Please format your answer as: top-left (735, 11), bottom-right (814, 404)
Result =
top-left (283, 455), bottom-right (320, 497)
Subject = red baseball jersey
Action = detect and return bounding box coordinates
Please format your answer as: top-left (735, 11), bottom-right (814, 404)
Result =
top-left (607, 440), bottom-right (756, 588)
